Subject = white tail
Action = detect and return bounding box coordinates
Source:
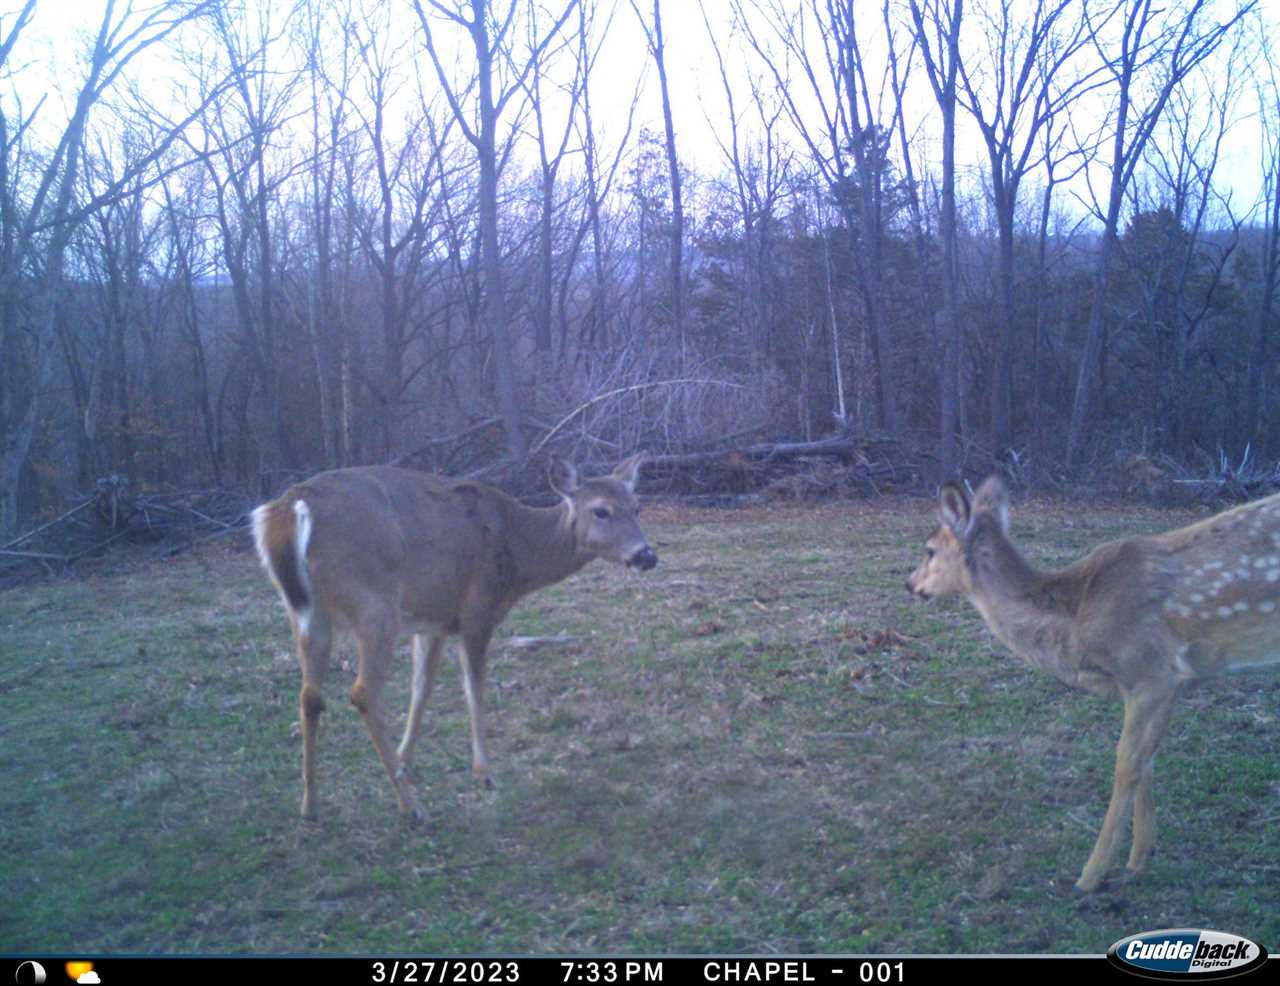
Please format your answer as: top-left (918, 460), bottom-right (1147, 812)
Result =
top-left (253, 455), bottom-right (657, 821)
top-left (908, 476), bottom-right (1280, 892)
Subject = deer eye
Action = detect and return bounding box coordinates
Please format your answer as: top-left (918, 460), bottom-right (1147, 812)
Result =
top-left (593, 506), bottom-right (611, 520)
top-left (926, 548), bottom-right (936, 560)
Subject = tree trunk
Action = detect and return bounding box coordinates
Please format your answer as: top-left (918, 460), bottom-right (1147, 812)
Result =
top-left (990, 197), bottom-right (1015, 457)
top-left (1066, 168), bottom-right (1124, 468)
top-left (649, 0), bottom-right (685, 370)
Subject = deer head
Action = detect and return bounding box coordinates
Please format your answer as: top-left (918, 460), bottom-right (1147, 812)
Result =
top-left (907, 477), bottom-right (1017, 600)
top-left (550, 453), bottom-right (657, 570)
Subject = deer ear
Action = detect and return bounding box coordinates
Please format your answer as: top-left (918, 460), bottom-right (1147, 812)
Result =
top-left (612, 453), bottom-right (645, 493)
top-left (972, 475), bottom-right (1009, 535)
top-left (939, 481), bottom-right (970, 535)
top-left (548, 458), bottom-right (579, 498)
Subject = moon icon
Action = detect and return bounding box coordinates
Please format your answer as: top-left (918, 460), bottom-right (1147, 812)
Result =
top-left (14, 961), bottom-right (47, 985)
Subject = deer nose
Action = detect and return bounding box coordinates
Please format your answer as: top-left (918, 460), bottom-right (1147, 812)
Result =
top-left (629, 545), bottom-right (658, 571)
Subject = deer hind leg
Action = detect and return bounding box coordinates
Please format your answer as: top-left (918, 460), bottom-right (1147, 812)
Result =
top-left (458, 629), bottom-right (495, 789)
top-left (294, 608), bottom-right (332, 821)
top-left (397, 633), bottom-right (446, 778)
top-left (350, 612), bottom-right (422, 821)
top-left (1076, 681), bottom-right (1179, 892)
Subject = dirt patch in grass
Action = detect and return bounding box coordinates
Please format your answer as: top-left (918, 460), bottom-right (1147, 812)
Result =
top-left (1, 498), bottom-right (1277, 953)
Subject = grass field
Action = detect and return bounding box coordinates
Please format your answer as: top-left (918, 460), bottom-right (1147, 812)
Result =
top-left (1, 495), bottom-right (1277, 954)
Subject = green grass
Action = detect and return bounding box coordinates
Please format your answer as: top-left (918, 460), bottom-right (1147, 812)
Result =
top-left (1, 496), bottom-right (1277, 953)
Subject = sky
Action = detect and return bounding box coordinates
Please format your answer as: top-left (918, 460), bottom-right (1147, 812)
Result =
top-left (3, 0), bottom-right (1275, 230)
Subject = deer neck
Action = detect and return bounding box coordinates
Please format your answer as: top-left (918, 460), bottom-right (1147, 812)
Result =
top-left (506, 500), bottom-right (594, 598)
top-left (966, 537), bottom-right (1095, 690)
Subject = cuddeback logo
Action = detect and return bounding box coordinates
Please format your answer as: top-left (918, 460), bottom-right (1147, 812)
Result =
top-left (1107, 929), bottom-right (1269, 980)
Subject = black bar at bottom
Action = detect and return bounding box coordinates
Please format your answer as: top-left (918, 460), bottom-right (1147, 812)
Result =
top-left (5, 955), bottom-right (1276, 986)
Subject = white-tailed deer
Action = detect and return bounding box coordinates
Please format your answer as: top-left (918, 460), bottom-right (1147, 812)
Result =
top-left (907, 476), bottom-right (1280, 892)
top-left (252, 455), bottom-right (657, 821)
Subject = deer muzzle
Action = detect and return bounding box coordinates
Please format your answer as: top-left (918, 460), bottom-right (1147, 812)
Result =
top-left (628, 545), bottom-right (659, 571)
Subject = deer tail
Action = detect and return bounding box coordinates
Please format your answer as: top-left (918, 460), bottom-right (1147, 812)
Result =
top-left (252, 496), bottom-right (313, 615)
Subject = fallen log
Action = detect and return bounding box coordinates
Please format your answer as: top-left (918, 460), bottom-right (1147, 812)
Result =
top-left (646, 435), bottom-right (902, 468)
top-left (640, 437), bottom-right (904, 496)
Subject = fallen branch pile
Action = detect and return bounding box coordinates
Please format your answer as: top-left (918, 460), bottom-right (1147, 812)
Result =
top-left (0, 479), bottom-right (255, 585)
top-left (641, 436), bottom-right (915, 502)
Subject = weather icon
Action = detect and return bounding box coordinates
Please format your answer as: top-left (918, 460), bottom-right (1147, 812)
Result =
top-left (63, 964), bottom-right (97, 984)
top-left (13, 961), bottom-right (46, 985)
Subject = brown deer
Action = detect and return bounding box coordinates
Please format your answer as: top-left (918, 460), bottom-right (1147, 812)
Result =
top-left (907, 476), bottom-right (1280, 892)
top-left (252, 455), bottom-right (657, 821)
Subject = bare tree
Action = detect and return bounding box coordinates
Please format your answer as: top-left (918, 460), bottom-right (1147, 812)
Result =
top-left (956, 0), bottom-right (1104, 459)
top-left (524, 0), bottom-right (585, 389)
top-left (1247, 23), bottom-right (1280, 456)
top-left (908, 0), bottom-right (964, 477)
top-left (347, 8), bottom-right (452, 459)
top-left (1028, 94), bottom-right (1095, 455)
top-left (0, 0), bottom-right (217, 534)
top-left (700, 2), bottom-right (793, 378)
top-left (735, 0), bottom-right (901, 437)
top-left (570, 0), bottom-right (641, 364)
top-left (156, 164), bottom-right (223, 486)
top-left (883, 0), bottom-right (930, 307)
top-left (197, 1), bottom-right (307, 475)
top-left (295, 0), bottom-right (359, 471)
top-left (1134, 47), bottom-right (1244, 453)
top-left (1065, 0), bottom-right (1255, 468)
top-left (630, 0), bottom-right (686, 370)
top-left (77, 135), bottom-right (155, 486)
top-left (411, 0), bottom-right (579, 461)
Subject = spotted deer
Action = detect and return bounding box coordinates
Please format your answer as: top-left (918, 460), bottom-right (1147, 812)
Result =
top-left (907, 476), bottom-right (1280, 892)
top-left (252, 456), bottom-right (657, 821)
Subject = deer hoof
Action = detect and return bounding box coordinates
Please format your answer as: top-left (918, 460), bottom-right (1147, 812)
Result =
top-left (1074, 867), bottom-right (1136, 895)
top-left (1071, 877), bottom-right (1101, 895)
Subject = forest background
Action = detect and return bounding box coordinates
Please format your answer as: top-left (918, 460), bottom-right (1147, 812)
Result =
top-left (2, 0), bottom-right (1279, 553)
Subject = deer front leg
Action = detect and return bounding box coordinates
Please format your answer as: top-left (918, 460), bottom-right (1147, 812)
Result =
top-left (1076, 681), bottom-right (1178, 892)
top-left (1125, 681), bottom-right (1178, 875)
top-left (397, 633), bottom-right (446, 779)
top-left (458, 628), bottom-right (495, 789)
top-left (1126, 760), bottom-right (1157, 874)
